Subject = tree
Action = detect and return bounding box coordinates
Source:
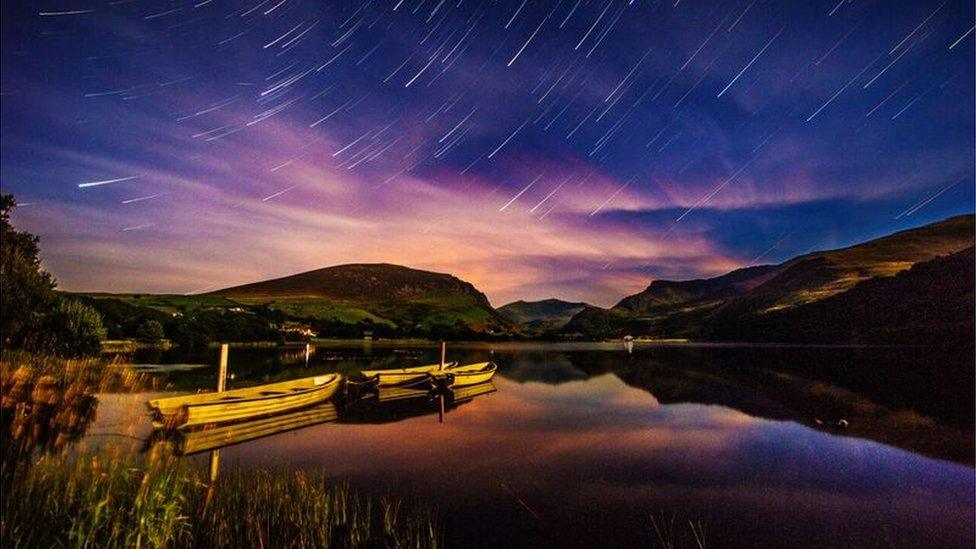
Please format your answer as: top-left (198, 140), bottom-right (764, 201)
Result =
top-left (32, 298), bottom-right (107, 358)
top-left (135, 319), bottom-right (166, 342)
top-left (1, 194), bottom-right (57, 349)
top-left (1, 194), bottom-right (107, 357)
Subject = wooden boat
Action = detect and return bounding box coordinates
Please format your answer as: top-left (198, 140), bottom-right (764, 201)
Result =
top-left (432, 362), bottom-right (497, 388)
top-left (146, 373), bottom-right (342, 429)
top-left (359, 362), bottom-right (457, 387)
top-left (337, 377), bottom-right (497, 425)
top-left (156, 402), bottom-right (341, 455)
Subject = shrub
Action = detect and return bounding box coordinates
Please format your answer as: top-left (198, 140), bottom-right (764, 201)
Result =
top-left (30, 298), bottom-right (107, 358)
top-left (136, 319), bottom-right (166, 342)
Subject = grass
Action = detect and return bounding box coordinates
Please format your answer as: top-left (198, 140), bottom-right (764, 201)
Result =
top-left (83, 293), bottom-right (240, 314)
top-left (101, 339), bottom-right (173, 353)
top-left (1, 453), bottom-right (440, 548)
top-left (0, 350), bottom-right (147, 391)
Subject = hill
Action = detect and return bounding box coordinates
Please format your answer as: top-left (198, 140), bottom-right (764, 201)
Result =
top-left (497, 299), bottom-right (588, 332)
top-left (82, 264), bottom-right (512, 341)
top-left (206, 263), bottom-right (510, 337)
top-left (704, 246), bottom-right (975, 344)
top-left (564, 215), bottom-right (975, 343)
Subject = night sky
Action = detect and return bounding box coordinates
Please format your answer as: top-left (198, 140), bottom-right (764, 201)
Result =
top-left (1, 0), bottom-right (973, 306)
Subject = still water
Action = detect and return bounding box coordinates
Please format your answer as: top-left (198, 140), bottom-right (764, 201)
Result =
top-left (39, 343), bottom-right (976, 547)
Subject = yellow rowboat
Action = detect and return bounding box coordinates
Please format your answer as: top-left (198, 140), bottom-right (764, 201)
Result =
top-left (146, 374), bottom-right (342, 429)
top-left (432, 362), bottom-right (497, 388)
top-left (154, 402), bottom-right (340, 455)
top-left (359, 362), bottom-right (457, 387)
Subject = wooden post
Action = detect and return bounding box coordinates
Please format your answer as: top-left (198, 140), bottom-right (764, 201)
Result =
top-left (217, 343), bottom-right (228, 392)
top-left (209, 450), bottom-right (221, 482)
top-left (439, 393), bottom-right (445, 424)
top-left (439, 341), bottom-right (446, 371)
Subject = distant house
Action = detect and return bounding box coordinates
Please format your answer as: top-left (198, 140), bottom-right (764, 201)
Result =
top-left (281, 322), bottom-right (317, 340)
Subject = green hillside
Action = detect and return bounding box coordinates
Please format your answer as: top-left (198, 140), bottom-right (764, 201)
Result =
top-left (81, 264), bottom-right (512, 341)
top-left (210, 263), bottom-right (509, 335)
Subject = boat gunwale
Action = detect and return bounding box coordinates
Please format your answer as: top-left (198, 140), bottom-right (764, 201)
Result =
top-left (433, 362), bottom-right (497, 388)
top-left (181, 373), bottom-right (342, 410)
top-left (147, 373), bottom-right (341, 411)
top-left (360, 361), bottom-right (458, 377)
top-left (438, 362), bottom-right (496, 378)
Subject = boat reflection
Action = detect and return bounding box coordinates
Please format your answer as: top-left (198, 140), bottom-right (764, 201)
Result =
top-left (151, 402), bottom-right (342, 456)
top-left (341, 381), bottom-right (496, 425)
top-left (149, 381), bottom-right (497, 456)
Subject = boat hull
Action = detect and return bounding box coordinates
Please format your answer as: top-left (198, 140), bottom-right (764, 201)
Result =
top-left (147, 374), bottom-right (342, 429)
top-left (360, 362), bottom-right (456, 387)
top-left (433, 362), bottom-right (497, 388)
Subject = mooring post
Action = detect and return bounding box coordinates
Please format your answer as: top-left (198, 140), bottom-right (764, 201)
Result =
top-left (440, 341), bottom-right (446, 371)
top-left (217, 343), bottom-right (228, 392)
top-left (209, 449), bottom-right (221, 482)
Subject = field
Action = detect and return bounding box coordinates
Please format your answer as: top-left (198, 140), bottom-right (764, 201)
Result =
top-left (81, 291), bottom-right (507, 336)
top-left (83, 293), bottom-right (241, 313)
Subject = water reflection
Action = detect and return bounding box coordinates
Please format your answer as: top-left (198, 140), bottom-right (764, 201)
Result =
top-left (115, 342), bottom-right (976, 463)
top-left (8, 343), bottom-right (974, 548)
top-left (208, 374), bottom-right (974, 548)
top-left (149, 403), bottom-right (342, 456)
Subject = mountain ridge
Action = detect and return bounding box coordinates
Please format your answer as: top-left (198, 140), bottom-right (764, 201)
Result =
top-left (563, 214), bottom-right (975, 343)
top-left (210, 263), bottom-right (492, 305)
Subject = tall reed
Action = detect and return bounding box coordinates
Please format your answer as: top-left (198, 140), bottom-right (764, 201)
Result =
top-left (1, 452), bottom-right (440, 548)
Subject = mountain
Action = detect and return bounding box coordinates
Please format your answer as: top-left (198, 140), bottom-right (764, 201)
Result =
top-left (497, 299), bottom-right (588, 332)
top-left (705, 246), bottom-right (975, 344)
top-left (615, 265), bottom-right (779, 313)
top-left (213, 263), bottom-right (488, 303)
top-left (209, 263), bottom-right (511, 336)
top-left (564, 215), bottom-right (975, 343)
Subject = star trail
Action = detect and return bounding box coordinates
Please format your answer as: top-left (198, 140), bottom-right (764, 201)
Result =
top-left (1, 0), bottom-right (973, 305)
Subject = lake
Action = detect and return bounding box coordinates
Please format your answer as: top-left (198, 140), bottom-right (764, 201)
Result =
top-left (13, 342), bottom-right (976, 548)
